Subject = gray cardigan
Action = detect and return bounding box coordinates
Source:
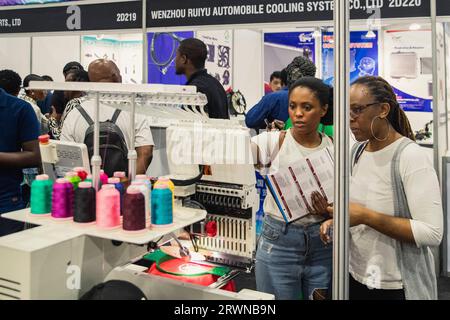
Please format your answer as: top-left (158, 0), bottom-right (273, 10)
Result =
top-left (351, 138), bottom-right (438, 300)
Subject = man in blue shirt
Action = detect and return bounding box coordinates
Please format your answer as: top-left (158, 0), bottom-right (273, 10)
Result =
top-left (245, 56), bottom-right (317, 130)
top-left (0, 86), bottom-right (41, 237)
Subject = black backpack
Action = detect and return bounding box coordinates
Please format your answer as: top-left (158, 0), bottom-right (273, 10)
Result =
top-left (75, 104), bottom-right (128, 177)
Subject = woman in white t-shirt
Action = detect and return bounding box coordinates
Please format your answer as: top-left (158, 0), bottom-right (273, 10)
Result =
top-left (320, 76), bottom-right (443, 300)
top-left (252, 77), bottom-right (334, 300)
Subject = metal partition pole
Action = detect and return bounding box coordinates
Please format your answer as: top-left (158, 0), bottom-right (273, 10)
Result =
top-left (332, 0), bottom-right (350, 300)
top-left (128, 94), bottom-right (138, 181)
top-left (92, 93), bottom-right (102, 191)
top-left (142, 0), bottom-right (148, 84)
top-left (431, 0), bottom-right (439, 176)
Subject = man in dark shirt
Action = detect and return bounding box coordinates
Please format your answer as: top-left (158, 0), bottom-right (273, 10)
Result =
top-left (0, 85), bottom-right (41, 236)
top-left (175, 38), bottom-right (229, 119)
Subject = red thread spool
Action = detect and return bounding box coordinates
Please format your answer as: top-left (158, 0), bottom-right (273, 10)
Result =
top-left (74, 167), bottom-right (88, 181)
top-left (206, 221), bottom-right (217, 237)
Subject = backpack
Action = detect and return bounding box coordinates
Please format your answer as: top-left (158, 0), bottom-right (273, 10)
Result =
top-left (75, 104), bottom-right (128, 177)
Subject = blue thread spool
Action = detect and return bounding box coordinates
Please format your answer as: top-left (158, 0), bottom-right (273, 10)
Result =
top-left (108, 177), bottom-right (124, 215)
top-left (151, 183), bottom-right (173, 226)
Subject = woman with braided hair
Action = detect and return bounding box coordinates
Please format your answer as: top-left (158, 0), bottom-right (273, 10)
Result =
top-left (318, 76), bottom-right (443, 300)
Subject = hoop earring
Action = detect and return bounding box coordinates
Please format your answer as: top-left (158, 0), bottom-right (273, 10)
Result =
top-left (370, 116), bottom-right (390, 142)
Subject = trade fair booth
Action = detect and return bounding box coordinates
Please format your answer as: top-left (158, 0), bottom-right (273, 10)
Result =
top-left (0, 0), bottom-right (449, 300)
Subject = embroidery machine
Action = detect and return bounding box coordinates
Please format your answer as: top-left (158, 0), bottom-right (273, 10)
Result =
top-left (0, 82), bottom-right (271, 300)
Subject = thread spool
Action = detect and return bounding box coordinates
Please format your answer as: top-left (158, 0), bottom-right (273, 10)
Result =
top-left (65, 171), bottom-right (81, 190)
top-left (114, 171), bottom-right (128, 184)
top-left (154, 177), bottom-right (174, 206)
top-left (30, 174), bottom-right (53, 215)
top-left (123, 187), bottom-right (146, 232)
top-left (96, 184), bottom-right (121, 229)
top-left (85, 174), bottom-right (93, 183)
top-left (51, 178), bottom-right (74, 220)
top-left (108, 177), bottom-right (124, 215)
top-left (99, 170), bottom-right (109, 186)
top-left (135, 175), bottom-right (152, 213)
top-left (74, 167), bottom-right (88, 181)
top-left (74, 181), bottom-right (96, 224)
top-left (151, 183), bottom-right (173, 227)
top-left (154, 177), bottom-right (174, 193)
top-left (131, 181), bottom-right (150, 222)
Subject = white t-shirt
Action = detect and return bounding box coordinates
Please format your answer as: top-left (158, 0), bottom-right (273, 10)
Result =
top-left (349, 137), bottom-right (443, 290)
top-left (21, 95), bottom-right (47, 134)
top-left (60, 99), bottom-right (154, 148)
top-left (252, 129), bottom-right (334, 225)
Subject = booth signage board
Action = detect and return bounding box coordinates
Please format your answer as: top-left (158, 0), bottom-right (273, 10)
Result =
top-left (437, 0), bottom-right (450, 17)
top-left (147, 31), bottom-right (194, 85)
top-left (0, 0), bottom-right (74, 5)
top-left (0, 1), bottom-right (142, 33)
top-left (146, 0), bottom-right (431, 27)
top-left (322, 31), bottom-right (379, 86)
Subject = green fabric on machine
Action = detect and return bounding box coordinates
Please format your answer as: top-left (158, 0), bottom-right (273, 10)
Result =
top-left (144, 250), bottom-right (230, 277)
top-left (284, 118), bottom-right (334, 137)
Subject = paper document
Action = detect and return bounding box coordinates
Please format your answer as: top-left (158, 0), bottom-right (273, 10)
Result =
top-left (265, 147), bottom-right (334, 224)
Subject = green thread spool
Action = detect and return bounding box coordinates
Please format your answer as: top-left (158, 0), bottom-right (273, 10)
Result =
top-left (84, 174), bottom-right (93, 184)
top-left (30, 174), bottom-right (53, 215)
top-left (65, 171), bottom-right (81, 190)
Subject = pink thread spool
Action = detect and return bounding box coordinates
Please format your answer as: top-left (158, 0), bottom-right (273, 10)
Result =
top-left (99, 170), bottom-right (109, 186)
top-left (96, 184), bottom-right (121, 229)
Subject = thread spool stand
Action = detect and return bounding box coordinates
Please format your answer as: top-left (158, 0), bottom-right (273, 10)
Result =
top-left (18, 82), bottom-right (209, 243)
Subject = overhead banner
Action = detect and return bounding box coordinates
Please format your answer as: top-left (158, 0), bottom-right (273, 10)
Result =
top-left (146, 0), bottom-right (430, 28)
top-left (0, 1), bottom-right (141, 33)
top-left (437, 0), bottom-right (450, 17)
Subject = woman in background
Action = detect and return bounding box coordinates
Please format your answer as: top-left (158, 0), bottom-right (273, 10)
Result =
top-left (47, 90), bottom-right (66, 140)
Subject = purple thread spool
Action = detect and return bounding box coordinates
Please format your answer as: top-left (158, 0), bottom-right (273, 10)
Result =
top-left (51, 178), bottom-right (74, 220)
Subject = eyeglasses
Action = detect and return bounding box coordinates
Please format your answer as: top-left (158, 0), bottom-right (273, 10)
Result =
top-left (349, 102), bottom-right (380, 118)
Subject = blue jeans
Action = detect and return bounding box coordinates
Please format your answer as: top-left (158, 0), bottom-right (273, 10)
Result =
top-left (255, 214), bottom-right (332, 300)
top-left (0, 194), bottom-right (26, 237)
